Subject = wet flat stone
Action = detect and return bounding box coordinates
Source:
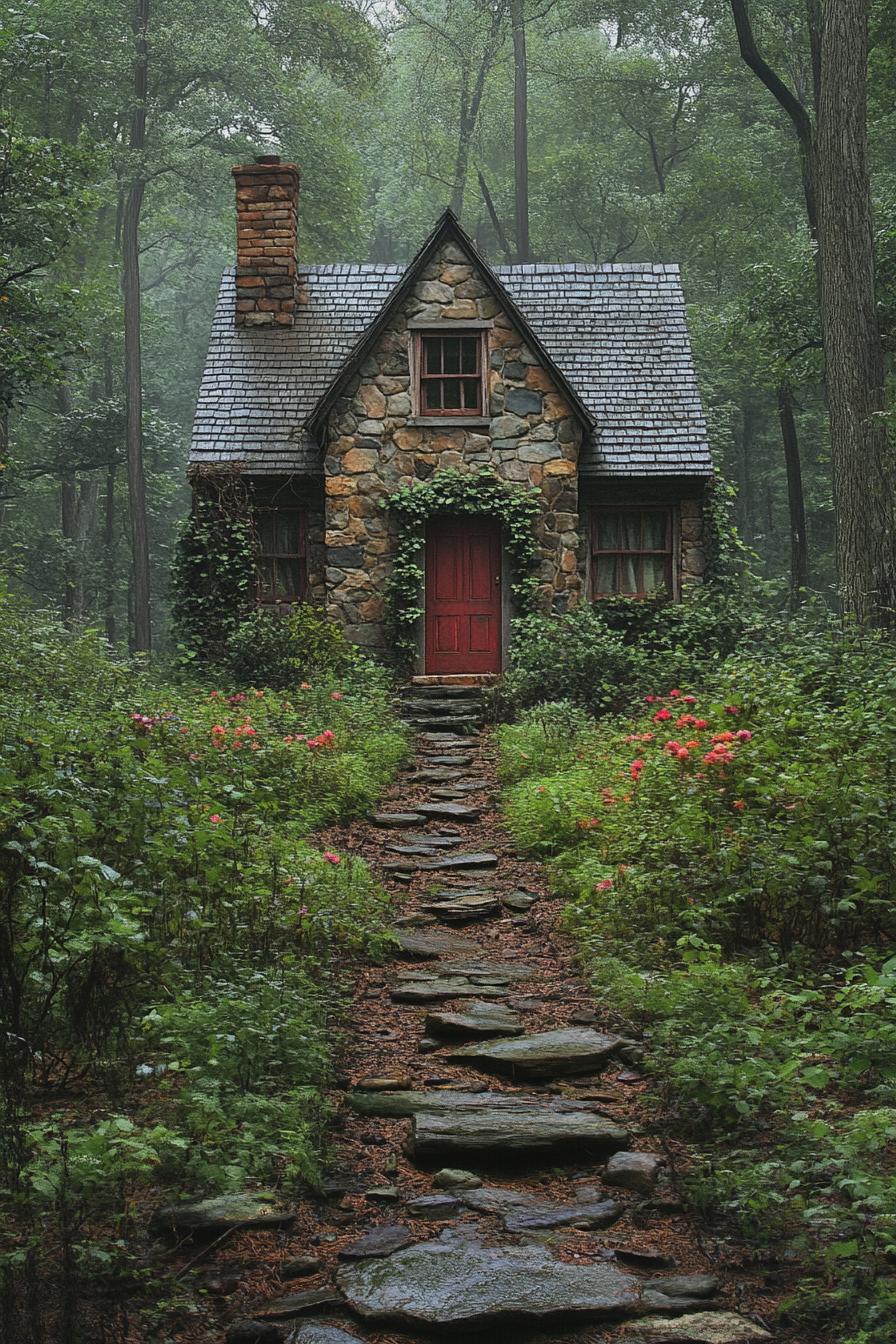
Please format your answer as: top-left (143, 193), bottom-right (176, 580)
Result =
top-left (390, 975), bottom-right (509, 1003)
top-left (412, 768), bottom-right (465, 783)
top-left (417, 852), bottom-right (499, 873)
top-left (392, 929), bottom-right (482, 960)
top-left (289, 1326), bottom-right (364, 1344)
top-left (405, 1095), bottom-right (629, 1162)
top-left (149, 1192), bottom-right (294, 1239)
top-left (387, 839), bottom-right (467, 855)
top-left (447, 1027), bottom-right (623, 1079)
top-left (370, 811), bottom-right (424, 827)
top-left (619, 1313), bottom-right (772, 1342)
top-left (420, 892), bottom-right (500, 922)
top-left (415, 801), bottom-right (482, 821)
top-left (426, 1001), bottom-right (525, 1039)
top-left (426, 754), bottom-right (474, 766)
top-left (605, 1150), bottom-right (664, 1193)
top-left (460, 1186), bottom-right (622, 1231)
top-left (254, 1287), bottom-right (343, 1320)
top-left (644, 1275), bottom-right (719, 1300)
top-left (336, 1231), bottom-right (641, 1329)
top-left (404, 1193), bottom-right (461, 1220)
top-left (338, 1224), bottom-right (415, 1259)
top-left (502, 890), bottom-right (540, 911)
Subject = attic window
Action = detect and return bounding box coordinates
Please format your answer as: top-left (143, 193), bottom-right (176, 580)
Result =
top-left (255, 507), bottom-right (307, 606)
top-left (591, 507), bottom-right (673, 598)
top-left (417, 332), bottom-right (484, 415)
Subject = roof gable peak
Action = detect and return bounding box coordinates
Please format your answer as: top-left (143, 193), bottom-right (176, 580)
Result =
top-left (306, 210), bottom-right (595, 438)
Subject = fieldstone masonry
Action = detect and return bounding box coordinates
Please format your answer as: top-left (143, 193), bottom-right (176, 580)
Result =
top-left (232, 157), bottom-right (299, 327)
top-left (322, 242), bottom-right (584, 650)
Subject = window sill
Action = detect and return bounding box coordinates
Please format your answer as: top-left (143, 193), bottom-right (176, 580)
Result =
top-left (407, 416), bottom-right (491, 428)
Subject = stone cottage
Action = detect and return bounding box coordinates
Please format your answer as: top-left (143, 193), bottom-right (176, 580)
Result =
top-left (189, 155), bottom-right (712, 676)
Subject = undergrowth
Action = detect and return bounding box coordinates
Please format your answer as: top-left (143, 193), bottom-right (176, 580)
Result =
top-left (498, 614), bottom-right (896, 1343)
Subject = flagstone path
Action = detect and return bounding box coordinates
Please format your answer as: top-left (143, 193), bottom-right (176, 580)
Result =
top-left (194, 724), bottom-right (788, 1344)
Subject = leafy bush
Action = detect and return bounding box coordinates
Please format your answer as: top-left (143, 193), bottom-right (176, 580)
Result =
top-left (224, 604), bottom-right (360, 688)
top-left (498, 617), bottom-right (896, 1341)
top-left (492, 584), bottom-right (756, 719)
top-left (0, 593), bottom-right (406, 1332)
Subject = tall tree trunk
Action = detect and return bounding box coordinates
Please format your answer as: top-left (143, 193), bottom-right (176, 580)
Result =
top-left (56, 385), bottom-right (78, 626)
top-left (123, 0), bottom-right (151, 652)
top-left (816, 0), bottom-right (895, 625)
top-left (510, 0), bottom-right (530, 261)
top-left (777, 383), bottom-right (809, 602)
top-left (103, 463), bottom-right (118, 644)
top-left (736, 396), bottom-right (757, 547)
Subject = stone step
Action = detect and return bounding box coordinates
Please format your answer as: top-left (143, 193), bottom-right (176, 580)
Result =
top-left (406, 719), bottom-right (482, 734)
top-left (335, 1230), bottom-right (642, 1328)
top-left (446, 1027), bottom-right (623, 1079)
top-left (416, 851), bottom-right (499, 873)
top-left (400, 684), bottom-right (484, 700)
top-left (425, 1001), bottom-right (524, 1039)
top-left (420, 892), bottom-right (500, 922)
top-left (458, 1184), bottom-right (623, 1231)
top-left (392, 928), bottom-right (484, 960)
top-left (415, 801), bottom-right (481, 822)
top-left (370, 811), bottom-right (425, 828)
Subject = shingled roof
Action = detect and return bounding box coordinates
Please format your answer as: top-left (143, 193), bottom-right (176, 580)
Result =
top-left (190, 257), bottom-right (710, 479)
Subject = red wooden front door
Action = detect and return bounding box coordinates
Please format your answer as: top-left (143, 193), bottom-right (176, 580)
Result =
top-left (425, 517), bottom-right (502, 674)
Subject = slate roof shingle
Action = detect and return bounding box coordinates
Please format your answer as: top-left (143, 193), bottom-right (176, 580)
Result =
top-left (189, 262), bottom-right (710, 478)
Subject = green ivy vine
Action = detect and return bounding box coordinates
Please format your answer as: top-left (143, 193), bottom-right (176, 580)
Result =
top-left (382, 467), bottom-right (542, 665)
top-left (172, 465), bottom-right (256, 661)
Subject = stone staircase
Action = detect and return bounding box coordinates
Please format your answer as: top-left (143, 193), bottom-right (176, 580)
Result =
top-left (396, 681), bottom-right (486, 735)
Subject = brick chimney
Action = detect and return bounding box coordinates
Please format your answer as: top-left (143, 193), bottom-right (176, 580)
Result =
top-left (232, 154), bottom-right (299, 327)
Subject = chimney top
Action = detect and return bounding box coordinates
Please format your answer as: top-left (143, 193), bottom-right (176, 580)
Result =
top-left (255, 153), bottom-right (281, 165)
top-left (232, 159), bottom-right (300, 327)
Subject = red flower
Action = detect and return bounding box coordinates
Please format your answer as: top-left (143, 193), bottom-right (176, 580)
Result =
top-left (630, 758), bottom-right (645, 780)
top-left (725, 704), bottom-right (740, 715)
top-left (732, 799), bottom-right (746, 811)
top-left (653, 708), bottom-right (672, 722)
top-left (331, 691), bottom-right (343, 701)
top-left (209, 814), bottom-right (222, 824)
top-left (683, 694), bottom-right (697, 704)
top-left (644, 695), bottom-right (656, 703)
top-left (595, 879), bottom-right (613, 891)
top-left (694, 718), bottom-right (708, 730)
top-left (736, 729), bottom-right (753, 742)
top-left (669, 689), bottom-right (681, 698)
top-left (322, 851), bottom-right (340, 864)
top-left (675, 747), bottom-right (690, 760)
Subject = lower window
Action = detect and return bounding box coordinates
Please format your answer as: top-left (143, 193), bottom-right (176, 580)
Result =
top-left (255, 507), bottom-right (307, 604)
top-left (591, 506), bottom-right (673, 598)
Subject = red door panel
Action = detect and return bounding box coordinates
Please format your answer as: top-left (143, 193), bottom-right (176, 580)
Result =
top-left (425, 517), bottom-right (502, 674)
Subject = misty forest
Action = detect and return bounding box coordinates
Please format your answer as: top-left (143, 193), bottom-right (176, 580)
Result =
top-left (2, 2), bottom-right (896, 1343)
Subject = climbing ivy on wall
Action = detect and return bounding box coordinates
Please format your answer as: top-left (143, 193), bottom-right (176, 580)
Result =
top-left (383, 468), bottom-right (542, 666)
top-left (171, 465), bottom-right (256, 661)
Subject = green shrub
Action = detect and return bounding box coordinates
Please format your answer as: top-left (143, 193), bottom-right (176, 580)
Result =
top-left (498, 616), bottom-right (896, 1341)
top-left (224, 604), bottom-right (360, 688)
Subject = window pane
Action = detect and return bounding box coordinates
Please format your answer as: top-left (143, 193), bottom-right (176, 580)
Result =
top-left (257, 560), bottom-right (275, 602)
top-left (424, 379), bottom-right (443, 410)
top-left (257, 513), bottom-right (277, 552)
top-left (642, 511), bottom-right (667, 550)
top-left (443, 379), bottom-right (461, 410)
top-left (642, 555), bottom-right (667, 594)
top-left (461, 378), bottom-right (480, 410)
top-left (275, 558), bottom-right (301, 599)
top-left (274, 511), bottom-right (299, 553)
top-left (595, 513), bottom-right (618, 550)
top-left (461, 338), bottom-right (478, 374)
top-left (443, 337), bottom-right (460, 374)
top-left (423, 336), bottom-right (441, 375)
top-left (618, 555), bottom-right (639, 594)
top-left (620, 511), bottom-right (641, 550)
top-left (594, 556), bottom-right (617, 594)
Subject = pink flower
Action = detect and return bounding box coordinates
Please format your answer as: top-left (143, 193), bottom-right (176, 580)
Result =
top-left (595, 879), bottom-right (613, 891)
top-left (322, 851), bottom-right (340, 864)
top-left (683, 694), bottom-right (697, 704)
top-left (725, 704), bottom-right (740, 716)
top-left (188, 752), bottom-right (200, 762)
top-left (297, 904), bottom-right (309, 916)
top-left (331, 691), bottom-right (343, 701)
top-left (211, 724), bottom-right (225, 736)
top-left (669, 689), bottom-right (681, 698)
top-left (644, 695), bottom-right (656, 704)
top-left (630, 758), bottom-right (645, 780)
top-left (653, 708), bottom-right (672, 722)
top-left (736, 729), bottom-right (753, 742)
top-left (209, 814), bottom-right (222, 824)
top-left (300, 682), bottom-right (312, 691)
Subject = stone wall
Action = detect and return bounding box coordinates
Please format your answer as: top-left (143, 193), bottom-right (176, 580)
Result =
top-left (322, 241), bottom-right (583, 652)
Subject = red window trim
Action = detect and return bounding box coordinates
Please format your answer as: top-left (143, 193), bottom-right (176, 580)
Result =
top-left (590, 505), bottom-right (674, 599)
top-left (412, 330), bottom-right (488, 417)
top-left (255, 505), bottom-right (308, 606)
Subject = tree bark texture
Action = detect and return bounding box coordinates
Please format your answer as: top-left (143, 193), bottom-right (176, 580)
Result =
top-left (510, 0), bottom-right (530, 261)
top-left (816, 0), bottom-right (895, 625)
top-left (123, 0), bottom-right (151, 651)
top-left (777, 383), bottom-right (809, 601)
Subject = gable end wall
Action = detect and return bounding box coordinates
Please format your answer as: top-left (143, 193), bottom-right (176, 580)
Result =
top-left (322, 242), bottom-right (583, 651)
